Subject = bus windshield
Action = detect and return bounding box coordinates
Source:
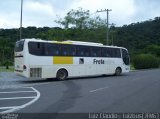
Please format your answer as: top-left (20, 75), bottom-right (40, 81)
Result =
top-left (15, 40), bottom-right (24, 52)
top-left (122, 49), bottom-right (130, 65)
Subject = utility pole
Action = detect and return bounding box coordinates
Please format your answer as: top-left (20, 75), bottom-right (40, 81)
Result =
top-left (97, 9), bottom-right (112, 45)
top-left (110, 23), bottom-right (116, 46)
top-left (20, 0), bottom-right (23, 40)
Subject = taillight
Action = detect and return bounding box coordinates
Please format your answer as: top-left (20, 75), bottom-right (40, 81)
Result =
top-left (23, 65), bottom-right (27, 70)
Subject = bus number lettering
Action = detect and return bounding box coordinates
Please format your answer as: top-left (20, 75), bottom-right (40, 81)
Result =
top-left (93, 59), bottom-right (104, 64)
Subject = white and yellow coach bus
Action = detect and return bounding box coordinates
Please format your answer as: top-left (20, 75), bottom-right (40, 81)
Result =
top-left (14, 38), bottom-right (130, 80)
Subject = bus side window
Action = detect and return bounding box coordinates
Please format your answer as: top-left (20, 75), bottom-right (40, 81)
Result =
top-left (77, 46), bottom-right (90, 57)
top-left (77, 46), bottom-right (84, 57)
top-left (101, 48), bottom-right (107, 57)
top-left (112, 48), bottom-right (121, 58)
top-left (84, 47), bottom-right (90, 57)
top-left (91, 47), bottom-right (101, 57)
top-left (61, 44), bottom-right (76, 56)
top-left (54, 44), bottom-right (61, 56)
top-left (61, 45), bottom-right (67, 56)
top-left (106, 48), bottom-right (112, 57)
top-left (28, 42), bottom-right (44, 56)
top-left (116, 48), bottom-right (121, 58)
top-left (45, 43), bottom-right (61, 56)
top-left (37, 43), bottom-right (40, 49)
top-left (68, 45), bottom-right (76, 56)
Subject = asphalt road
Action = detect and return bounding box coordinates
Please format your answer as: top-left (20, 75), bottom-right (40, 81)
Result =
top-left (0, 69), bottom-right (160, 119)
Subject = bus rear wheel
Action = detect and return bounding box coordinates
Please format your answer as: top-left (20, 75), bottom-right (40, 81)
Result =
top-left (56, 69), bottom-right (68, 81)
top-left (115, 67), bottom-right (122, 76)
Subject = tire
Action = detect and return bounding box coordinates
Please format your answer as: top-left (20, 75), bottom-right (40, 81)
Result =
top-left (56, 69), bottom-right (68, 81)
top-left (115, 67), bottom-right (122, 76)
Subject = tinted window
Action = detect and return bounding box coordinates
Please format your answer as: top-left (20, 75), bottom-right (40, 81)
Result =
top-left (106, 48), bottom-right (113, 57)
top-left (91, 47), bottom-right (101, 57)
top-left (28, 41), bottom-right (122, 58)
top-left (61, 44), bottom-right (76, 56)
top-left (15, 40), bottom-right (24, 52)
top-left (28, 42), bottom-right (45, 56)
top-left (45, 43), bottom-right (61, 56)
top-left (122, 49), bottom-right (130, 65)
top-left (112, 48), bottom-right (121, 58)
top-left (122, 49), bottom-right (128, 58)
top-left (102, 47), bottom-right (112, 57)
top-left (77, 46), bottom-right (90, 57)
top-left (101, 48), bottom-right (107, 57)
top-left (102, 48), bottom-right (121, 58)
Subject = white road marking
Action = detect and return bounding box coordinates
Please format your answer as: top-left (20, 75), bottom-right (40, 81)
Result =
top-left (21, 82), bottom-right (51, 87)
top-left (89, 86), bottom-right (109, 93)
top-left (0, 87), bottom-right (40, 114)
top-left (0, 82), bottom-right (50, 90)
top-left (0, 106), bottom-right (19, 110)
top-left (0, 91), bottom-right (35, 94)
top-left (0, 96), bottom-right (37, 100)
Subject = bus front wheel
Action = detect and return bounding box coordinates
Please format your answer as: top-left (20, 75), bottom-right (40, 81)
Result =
top-left (115, 67), bottom-right (122, 76)
top-left (56, 69), bottom-right (68, 81)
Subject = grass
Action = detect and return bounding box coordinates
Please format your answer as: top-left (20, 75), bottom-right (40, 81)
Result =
top-left (0, 66), bottom-right (14, 72)
top-left (130, 64), bottom-right (135, 70)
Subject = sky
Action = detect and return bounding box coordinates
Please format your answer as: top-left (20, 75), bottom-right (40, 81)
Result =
top-left (0, 0), bottom-right (160, 29)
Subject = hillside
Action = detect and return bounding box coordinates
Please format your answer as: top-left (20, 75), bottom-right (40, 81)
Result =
top-left (116, 17), bottom-right (160, 52)
top-left (0, 17), bottom-right (160, 65)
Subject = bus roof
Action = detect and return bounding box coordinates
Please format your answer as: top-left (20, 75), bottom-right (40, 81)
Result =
top-left (21, 38), bottom-right (127, 50)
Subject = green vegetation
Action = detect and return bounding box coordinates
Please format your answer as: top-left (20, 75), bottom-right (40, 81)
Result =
top-left (132, 54), bottom-right (159, 69)
top-left (0, 66), bottom-right (14, 72)
top-left (0, 8), bottom-right (160, 70)
top-left (130, 64), bottom-right (135, 70)
top-left (144, 44), bottom-right (160, 56)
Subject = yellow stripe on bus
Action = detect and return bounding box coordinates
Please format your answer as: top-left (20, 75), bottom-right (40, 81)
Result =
top-left (53, 57), bottom-right (73, 64)
top-left (52, 41), bottom-right (72, 44)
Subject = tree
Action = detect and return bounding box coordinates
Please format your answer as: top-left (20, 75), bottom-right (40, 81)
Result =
top-left (144, 44), bottom-right (160, 56)
top-left (55, 8), bottom-right (105, 29)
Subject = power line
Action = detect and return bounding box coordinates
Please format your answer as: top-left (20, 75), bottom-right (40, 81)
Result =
top-left (97, 9), bottom-right (112, 45)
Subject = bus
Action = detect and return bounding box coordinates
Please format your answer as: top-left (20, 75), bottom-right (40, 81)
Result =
top-left (14, 38), bottom-right (130, 80)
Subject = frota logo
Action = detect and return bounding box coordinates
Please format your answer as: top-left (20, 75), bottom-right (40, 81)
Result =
top-left (93, 59), bottom-right (104, 64)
